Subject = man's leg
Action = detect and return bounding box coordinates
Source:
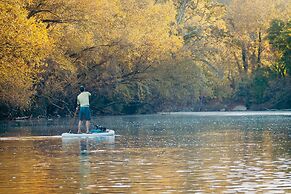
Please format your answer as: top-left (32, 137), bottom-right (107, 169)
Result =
top-left (85, 107), bottom-right (90, 133)
top-left (86, 120), bottom-right (90, 133)
top-left (78, 120), bottom-right (82, 133)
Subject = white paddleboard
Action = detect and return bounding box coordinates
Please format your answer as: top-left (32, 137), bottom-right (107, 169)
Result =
top-left (62, 129), bottom-right (115, 138)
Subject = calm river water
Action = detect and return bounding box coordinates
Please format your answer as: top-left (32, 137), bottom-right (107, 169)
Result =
top-left (0, 112), bottom-right (290, 193)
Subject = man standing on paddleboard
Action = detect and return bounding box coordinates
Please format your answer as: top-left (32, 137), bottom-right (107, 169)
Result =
top-left (76, 85), bottom-right (91, 133)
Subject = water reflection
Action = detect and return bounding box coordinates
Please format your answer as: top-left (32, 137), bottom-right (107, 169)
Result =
top-left (61, 137), bottom-right (115, 192)
top-left (0, 113), bottom-right (290, 193)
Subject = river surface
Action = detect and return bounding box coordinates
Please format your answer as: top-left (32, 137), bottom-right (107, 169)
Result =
top-left (0, 112), bottom-right (290, 193)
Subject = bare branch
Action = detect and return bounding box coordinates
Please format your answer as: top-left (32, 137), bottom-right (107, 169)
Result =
top-left (27, 9), bottom-right (54, 19)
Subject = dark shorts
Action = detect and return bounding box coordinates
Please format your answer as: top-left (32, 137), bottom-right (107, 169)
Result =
top-left (79, 107), bottom-right (91, 121)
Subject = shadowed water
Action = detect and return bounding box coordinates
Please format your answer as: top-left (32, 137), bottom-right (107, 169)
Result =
top-left (0, 112), bottom-right (290, 193)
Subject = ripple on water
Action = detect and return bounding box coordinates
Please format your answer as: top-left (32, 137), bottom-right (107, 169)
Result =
top-left (0, 114), bottom-right (291, 193)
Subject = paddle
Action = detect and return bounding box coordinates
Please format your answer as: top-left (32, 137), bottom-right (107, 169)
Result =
top-left (69, 107), bottom-right (79, 133)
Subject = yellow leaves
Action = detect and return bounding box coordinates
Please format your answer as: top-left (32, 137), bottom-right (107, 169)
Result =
top-left (60, 26), bottom-right (94, 53)
top-left (85, 0), bottom-right (124, 42)
top-left (216, 20), bottom-right (227, 31)
top-left (225, 0), bottom-right (290, 76)
top-left (0, 0), bottom-right (184, 108)
top-left (0, 2), bottom-right (52, 61)
top-left (228, 0), bottom-right (287, 33)
top-left (122, 0), bottom-right (182, 62)
top-left (70, 0), bottom-right (183, 68)
top-left (0, 0), bottom-right (53, 107)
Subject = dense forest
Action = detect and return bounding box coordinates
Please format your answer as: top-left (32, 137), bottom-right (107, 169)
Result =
top-left (0, 0), bottom-right (290, 119)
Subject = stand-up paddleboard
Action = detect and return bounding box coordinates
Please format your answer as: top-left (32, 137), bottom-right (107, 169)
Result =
top-left (62, 129), bottom-right (115, 138)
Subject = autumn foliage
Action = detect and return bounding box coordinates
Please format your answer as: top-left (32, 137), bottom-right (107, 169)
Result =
top-left (0, 0), bottom-right (52, 108)
top-left (0, 0), bottom-right (290, 118)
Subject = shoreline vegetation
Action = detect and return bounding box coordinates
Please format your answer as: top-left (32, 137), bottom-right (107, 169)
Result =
top-left (12, 109), bottom-right (291, 121)
top-left (0, 0), bottom-right (290, 120)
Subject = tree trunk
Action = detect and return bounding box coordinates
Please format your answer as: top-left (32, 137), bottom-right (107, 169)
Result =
top-left (176, 0), bottom-right (189, 24)
top-left (257, 30), bottom-right (262, 68)
top-left (233, 52), bottom-right (242, 76)
top-left (250, 50), bottom-right (256, 73)
top-left (241, 43), bottom-right (249, 74)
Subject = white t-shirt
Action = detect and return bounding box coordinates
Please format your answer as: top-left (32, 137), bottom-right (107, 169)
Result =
top-left (77, 92), bottom-right (91, 107)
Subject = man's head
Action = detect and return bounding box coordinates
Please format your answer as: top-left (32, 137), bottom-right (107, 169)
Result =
top-left (80, 85), bottom-right (85, 92)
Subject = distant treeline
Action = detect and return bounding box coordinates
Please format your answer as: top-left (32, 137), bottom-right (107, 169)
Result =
top-left (0, 0), bottom-right (290, 119)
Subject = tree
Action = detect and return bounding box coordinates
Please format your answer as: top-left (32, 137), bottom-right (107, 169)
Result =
top-left (18, 0), bottom-right (184, 115)
top-left (233, 19), bottom-right (291, 110)
top-left (226, 0), bottom-right (290, 77)
top-left (173, 0), bottom-right (232, 102)
top-left (0, 0), bottom-right (52, 111)
top-left (268, 19), bottom-right (291, 76)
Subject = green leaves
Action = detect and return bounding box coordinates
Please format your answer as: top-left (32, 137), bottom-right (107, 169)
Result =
top-left (268, 20), bottom-right (291, 75)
